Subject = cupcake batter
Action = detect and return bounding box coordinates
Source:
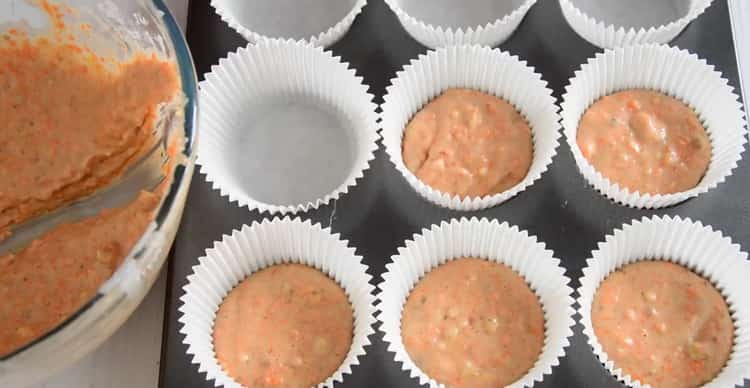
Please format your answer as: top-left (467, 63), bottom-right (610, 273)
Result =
top-left (401, 258), bottom-right (544, 388)
top-left (402, 88), bottom-right (533, 198)
top-left (0, 0), bottom-right (181, 357)
top-left (592, 261), bottom-right (733, 388)
top-left (213, 264), bottom-right (353, 388)
top-left (577, 89), bottom-right (711, 195)
top-left (0, 190), bottom-right (161, 356)
top-left (0, 22), bottom-right (179, 235)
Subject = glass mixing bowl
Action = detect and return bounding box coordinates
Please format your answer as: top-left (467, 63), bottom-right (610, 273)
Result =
top-left (0, 1), bottom-right (197, 386)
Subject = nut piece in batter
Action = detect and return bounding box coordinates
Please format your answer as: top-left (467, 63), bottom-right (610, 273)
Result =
top-left (213, 264), bottom-right (353, 388)
top-left (592, 261), bottom-right (733, 388)
top-left (401, 258), bottom-right (545, 388)
top-left (402, 88), bottom-right (533, 198)
top-left (577, 89), bottom-right (711, 195)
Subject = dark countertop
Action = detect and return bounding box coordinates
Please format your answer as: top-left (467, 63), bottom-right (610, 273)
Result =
top-left (160, 0), bottom-right (749, 387)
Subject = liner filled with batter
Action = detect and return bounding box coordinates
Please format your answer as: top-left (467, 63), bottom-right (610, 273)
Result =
top-left (381, 45), bottom-right (561, 211)
top-left (378, 217), bottom-right (575, 388)
top-left (561, 44), bottom-right (747, 209)
top-left (400, 258), bottom-right (545, 388)
top-left (578, 215), bottom-right (750, 388)
top-left (402, 88), bottom-right (534, 199)
top-left (178, 218), bottom-right (377, 388)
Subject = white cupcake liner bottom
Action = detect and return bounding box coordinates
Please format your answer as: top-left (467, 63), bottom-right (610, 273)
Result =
top-left (378, 217), bottom-right (575, 388)
top-left (578, 215), bottom-right (750, 388)
top-left (561, 44), bottom-right (747, 209)
top-left (198, 39), bottom-right (379, 215)
top-left (178, 217), bottom-right (377, 388)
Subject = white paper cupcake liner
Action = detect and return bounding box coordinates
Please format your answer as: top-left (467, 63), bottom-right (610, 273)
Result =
top-left (378, 217), bottom-right (575, 388)
top-left (211, 0), bottom-right (366, 48)
top-left (578, 215), bottom-right (750, 388)
top-left (178, 217), bottom-right (377, 388)
top-left (559, 0), bottom-right (712, 49)
top-left (384, 0), bottom-right (535, 49)
top-left (197, 39), bottom-right (379, 215)
top-left (561, 44), bottom-right (747, 209)
top-left (381, 45), bottom-right (561, 211)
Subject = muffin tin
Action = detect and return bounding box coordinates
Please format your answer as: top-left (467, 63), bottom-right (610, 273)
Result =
top-left (162, 0), bottom-right (749, 387)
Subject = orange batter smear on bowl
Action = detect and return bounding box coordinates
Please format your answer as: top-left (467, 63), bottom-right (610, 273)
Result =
top-left (0, 0), bottom-right (179, 236)
top-left (0, 0), bottom-right (181, 356)
top-left (0, 190), bottom-right (161, 357)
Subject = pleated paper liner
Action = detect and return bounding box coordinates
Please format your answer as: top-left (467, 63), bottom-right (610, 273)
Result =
top-left (561, 44), bottom-right (747, 209)
top-left (381, 45), bottom-right (561, 211)
top-left (197, 39), bottom-right (379, 215)
top-left (211, 0), bottom-right (366, 47)
top-left (178, 217), bottom-right (377, 388)
top-left (559, 0), bottom-right (712, 49)
top-left (384, 0), bottom-right (536, 49)
top-left (577, 215), bottom-right (750, 388)
top-left (378, 217), bottom-right (575, 388)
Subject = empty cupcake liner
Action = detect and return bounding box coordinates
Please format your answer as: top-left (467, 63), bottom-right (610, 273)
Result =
top-left (211, 0), bottom-right (366, 48)
top-left (561, 44), bottom-right (747, 209)
top-left (384, 0), bottom-right (535, 49)
top-left (381, 45), bottom-right (561, 211)
top-left (378, 217), bottom-right (575, 388)
top-left (559, 0), bottom-right (712, 49)
top-left (178, 217), bottom-right (377, 388)
top-left (577, 215), bottom-right (750, 388)
top-left (197, 39), bottom-right (379, 215)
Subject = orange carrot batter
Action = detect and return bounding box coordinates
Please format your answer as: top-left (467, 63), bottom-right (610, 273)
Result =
top-left (0, 191), bottom-right (160, 357)
top-left (0, 2), bottom-right (179, 235)
top-left (213, 264), bottom-right (353, 388)
top-left (402, 89), bottom-right (533, 198)
top-left (0, 44), bottom-right (178, 233)
top-left (401, 258), bottom-right (544, 388)
top-left (0, 0), bottom-right (180, 357)
top-left (593, 261), bottom-right (733, 388)
top-left (577, 90), bottom-right (711, 195)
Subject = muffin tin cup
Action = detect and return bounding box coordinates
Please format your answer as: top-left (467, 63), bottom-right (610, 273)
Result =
top-left (381, 45), bottom-right (561, 211)
top-left (561, 44), bottom-right (747, 209)
top-left (577, 215), bottom-right (750, 388)
top-left (377, 217), bottom-right (575, 388)
top-left (211, 0), bottom-right (367, 47)
top-left (178, 217), bottom-right (377, 388)
top-left (384, 0), bottom-right (536, 49)
top-left (559, 0), bottom-right (712, 49)
top-left (197, 39), bottom-right (379, 215)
